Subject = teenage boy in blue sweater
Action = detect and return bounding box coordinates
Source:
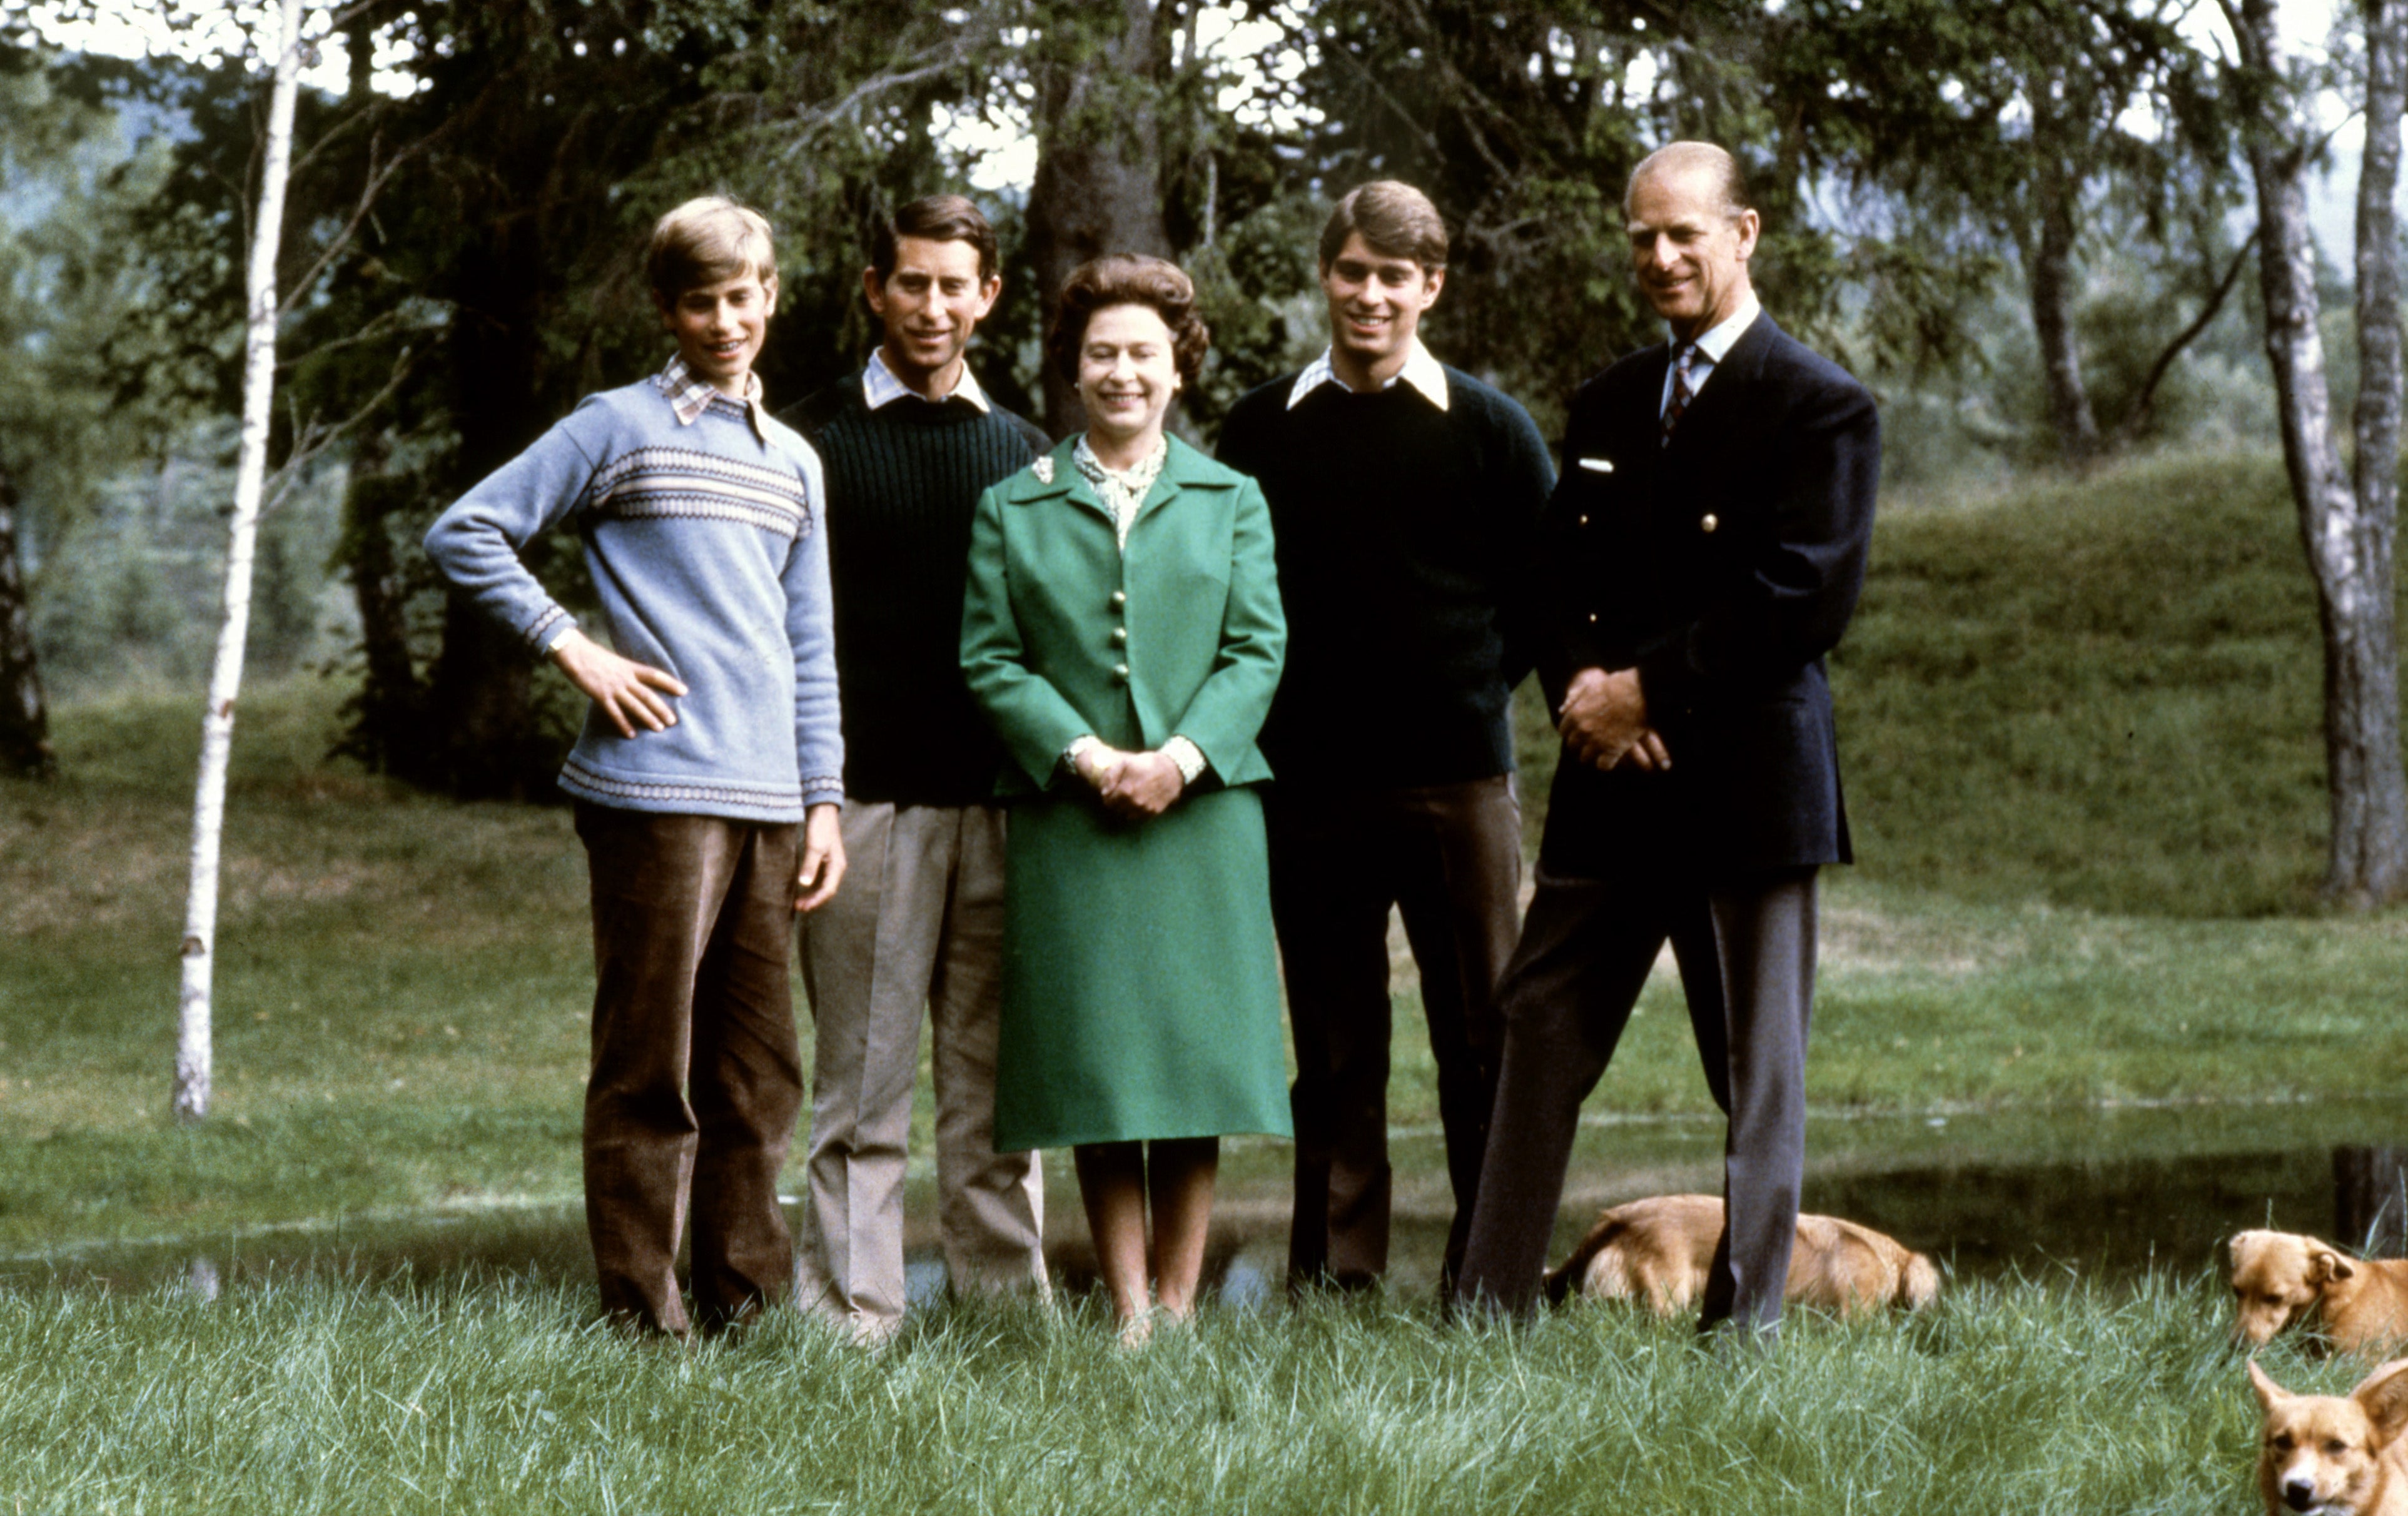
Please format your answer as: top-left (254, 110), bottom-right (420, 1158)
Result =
top-left (424, 196), bottom-right (844, 1340)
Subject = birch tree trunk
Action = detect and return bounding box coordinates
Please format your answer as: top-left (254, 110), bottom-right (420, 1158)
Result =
top-left (2227, 0), bottom-right (2408, 906)
top-left (175, 0), bottom-right (306, 1121)
top-left (2344, 0), bottom-right (2408, 904)
top-left (0, 461), bottom-right (54, 779)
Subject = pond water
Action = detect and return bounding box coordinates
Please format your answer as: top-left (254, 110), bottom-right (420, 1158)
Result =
top-left (11, 1096), bottom-right (2407, 1306)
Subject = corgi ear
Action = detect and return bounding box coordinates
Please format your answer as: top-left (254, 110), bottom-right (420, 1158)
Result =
top-left (2252, 1358), bottom-right (2292, 1411)
top-left (2355, 1358), bottom-right (2408, 1445)
top-left (2314, 1248), bottom-right (2357, 1285)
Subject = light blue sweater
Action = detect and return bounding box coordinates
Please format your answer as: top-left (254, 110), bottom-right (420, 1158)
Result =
top-left (423, 366), bottom-right (843, 822)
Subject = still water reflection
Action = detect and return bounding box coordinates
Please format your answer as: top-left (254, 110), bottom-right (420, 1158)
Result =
top-left (11, 1098), bottom-right (2407, 1304)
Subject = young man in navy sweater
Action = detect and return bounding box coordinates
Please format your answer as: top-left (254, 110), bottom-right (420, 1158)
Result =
top-left (781, 196), bottom-right (1051, 1345)
top-left (1218, 181), bottom-right (1554, 1297)
top-left (425, 196), bottom-right (843, 1339)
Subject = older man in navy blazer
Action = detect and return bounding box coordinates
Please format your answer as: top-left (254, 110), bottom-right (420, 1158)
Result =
top-left (1452, 141), bottom-right (1880, 1338)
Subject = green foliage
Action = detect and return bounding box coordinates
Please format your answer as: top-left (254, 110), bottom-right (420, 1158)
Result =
top-left (0, 1270), bottom-right (2280, 1513)
top-left (28, 436), bottom-right (352, 695)
top-left (0, 47), bottom-right (186, 565)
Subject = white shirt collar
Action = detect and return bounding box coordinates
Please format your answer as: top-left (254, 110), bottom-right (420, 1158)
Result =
top-left (1285, 338), bottom-right (1450, 412)
top-left (862, 347), bottom-right (992, 413)
top-left (1676, 291), bottom-right (1761, 369)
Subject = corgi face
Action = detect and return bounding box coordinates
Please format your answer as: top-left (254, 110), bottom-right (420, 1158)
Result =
top-left (2252, 1358), bottom-right (2408, 1516)
top-left (2235, 1231), bottom-right (2350, 1347)
top-left (2260, 1389), bottom-right (2386, 1513)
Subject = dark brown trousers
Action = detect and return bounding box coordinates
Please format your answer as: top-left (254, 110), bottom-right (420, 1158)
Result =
top-left (574, 803), bottom-right (804, 1337)
top-left (1266, 775), bottom-right (1522, 1294)
top-left (1452, 864), bottom-right (1818, 1335)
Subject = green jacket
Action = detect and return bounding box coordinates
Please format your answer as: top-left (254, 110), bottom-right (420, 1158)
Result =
top-left (961, 433), bottom-right (1287, 799)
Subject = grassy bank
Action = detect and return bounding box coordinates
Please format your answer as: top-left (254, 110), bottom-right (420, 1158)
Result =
top-left (8, 447), bottom-right (2408, 1251)
top-left (0, 1270), bottom-right (2280, 1513)
top-left (1514, 447), bottom-right (2359, 916)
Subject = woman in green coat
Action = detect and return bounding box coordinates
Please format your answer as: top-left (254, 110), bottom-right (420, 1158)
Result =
top-left (960, 255), bottom-right (1290, 1342)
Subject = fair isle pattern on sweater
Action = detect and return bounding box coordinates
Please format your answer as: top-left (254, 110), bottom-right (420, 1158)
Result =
top-left (585, 446), bottom-right (814, 540)
top-left (559, 757), bottom-right (836, 813)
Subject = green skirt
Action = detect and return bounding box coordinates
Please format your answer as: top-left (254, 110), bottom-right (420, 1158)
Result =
top-left (992, 784), bottom-right (1293, 1151)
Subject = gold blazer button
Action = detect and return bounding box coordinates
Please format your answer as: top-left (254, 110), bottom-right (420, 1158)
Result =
top-left (1110, 590), bottom-right (1127, 607)
top-left (1111, 627), bottom-right (1128, 644)
top-left (1112, 664), bottom-right (1130, 680)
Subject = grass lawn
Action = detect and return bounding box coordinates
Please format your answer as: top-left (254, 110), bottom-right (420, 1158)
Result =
top-left (0, 1270), bottom-right (2294, 1513)
top-left (0, 444), bottom-right (2400, 1507)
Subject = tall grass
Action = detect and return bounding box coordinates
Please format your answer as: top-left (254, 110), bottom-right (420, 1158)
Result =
top-left (0, 1270), bottom-right (2287, 1513)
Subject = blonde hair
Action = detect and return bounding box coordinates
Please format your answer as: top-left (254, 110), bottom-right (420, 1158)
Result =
top-left (646, 196), bottom-right (777, 303)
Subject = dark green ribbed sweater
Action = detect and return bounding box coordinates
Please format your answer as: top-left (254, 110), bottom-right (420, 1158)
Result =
top-left (1216, 365), bottom-right (1554, 789)
top-left (783, 373), bottom-right (1050, 806)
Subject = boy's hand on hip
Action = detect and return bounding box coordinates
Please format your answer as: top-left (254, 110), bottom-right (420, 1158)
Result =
top-left (794, 802), bottom-right (846, 912)
top-left (548, 628), bottom-right (687, 738)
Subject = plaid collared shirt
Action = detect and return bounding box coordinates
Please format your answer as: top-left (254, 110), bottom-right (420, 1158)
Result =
top-left (655, 355), bottom-right (769, 440)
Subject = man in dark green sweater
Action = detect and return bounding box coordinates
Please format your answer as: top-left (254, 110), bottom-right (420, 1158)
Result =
top-left (781, 195), bottom-right (1051, 1344)
top-left (1218, 181), bottom-right (1554, 1298)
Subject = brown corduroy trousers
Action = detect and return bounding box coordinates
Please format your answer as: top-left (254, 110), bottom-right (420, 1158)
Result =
top-left (574, 802), bottom-right (804, 1338)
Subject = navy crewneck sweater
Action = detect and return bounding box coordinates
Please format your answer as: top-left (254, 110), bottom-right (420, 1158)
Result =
top-left (1217, 365), bottom-right (1554, 789)
top-left (783, 372), bottom-right (1049, 806)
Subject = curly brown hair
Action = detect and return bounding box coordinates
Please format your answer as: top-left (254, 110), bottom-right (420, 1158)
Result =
top-left (1045, 255), bottom-right (1210, 387)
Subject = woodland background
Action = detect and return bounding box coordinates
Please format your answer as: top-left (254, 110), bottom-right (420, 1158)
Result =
top-left (0, 0), bottom-right (2315, 802)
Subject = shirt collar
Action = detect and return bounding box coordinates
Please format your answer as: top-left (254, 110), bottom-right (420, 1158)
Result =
top-left (656, 355), bottom-right (768, 438)
top-left (1285, 338), bottom-right (1450, 412)
top-left (1674, 291), bottom-right (1761, 370)
top-left (863, 347), bottom-right (992, 413)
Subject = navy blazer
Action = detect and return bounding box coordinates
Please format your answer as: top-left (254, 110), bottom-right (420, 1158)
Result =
top-left (1533, 315), bottom-right (1879, 876)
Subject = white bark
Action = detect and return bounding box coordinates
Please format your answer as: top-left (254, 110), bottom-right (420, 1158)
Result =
top-left (2226, 0), bottom-right (2408, 906)
top-left (175, 0), bottom-right (306, 1122)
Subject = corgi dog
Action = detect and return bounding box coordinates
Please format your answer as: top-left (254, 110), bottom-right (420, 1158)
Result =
top-left (1544, 1193), bottom-right (1938, 1318)
top-left (2252, 1357), bottom-right (2408, 1516)
top-left (2231, 1231), bottom-right (2408, 1356)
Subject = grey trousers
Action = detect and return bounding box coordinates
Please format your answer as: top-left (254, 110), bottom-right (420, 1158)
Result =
top-left (1453, 864), bottom-right (1819, 1333)
top-left (795, 801), bottom-right (1046, 1333)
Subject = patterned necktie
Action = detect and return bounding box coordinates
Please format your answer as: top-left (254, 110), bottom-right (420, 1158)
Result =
top-left (1661, 343), bottom-right (1694, 448)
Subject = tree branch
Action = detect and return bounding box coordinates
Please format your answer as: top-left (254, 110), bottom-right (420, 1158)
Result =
top-left (2112, 227), bottom-right (2260, 446)
top-left (263, 343), bottom-right (417, 515)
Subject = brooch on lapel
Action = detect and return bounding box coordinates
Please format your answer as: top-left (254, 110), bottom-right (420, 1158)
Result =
top-left (1031, 456), bottom-right (1055, 484)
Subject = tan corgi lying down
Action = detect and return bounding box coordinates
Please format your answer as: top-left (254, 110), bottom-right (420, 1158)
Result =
top-left (2230, 1230), bottom-right (2408, 1355)
top-left (2251, 1357), bottom-right (2408, 1516)
top-left (1542, 1193), bottom-right (1939, 1318)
